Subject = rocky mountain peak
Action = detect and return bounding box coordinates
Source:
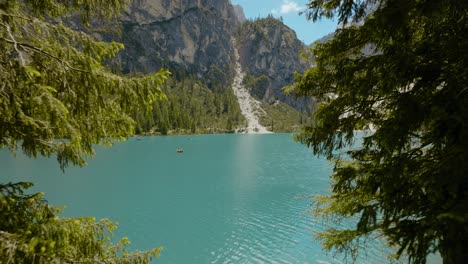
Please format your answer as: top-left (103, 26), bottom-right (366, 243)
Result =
top-left (235, 16), bottom-right (311, 110)
top-left (118, 0), bottom-right (240, 87)
top-left (104, 1), bottom-right (310, 109)
top-left (232, 4), bottom-right (246, 23)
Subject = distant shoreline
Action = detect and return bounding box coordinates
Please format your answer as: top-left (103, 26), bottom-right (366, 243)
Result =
top-left (137, 127), bottom-right (302, 137)
top-left (136, 130), bottom-right (278, 137)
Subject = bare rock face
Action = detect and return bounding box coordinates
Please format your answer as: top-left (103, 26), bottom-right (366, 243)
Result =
top-left (235, 16), bottom-right (311, 110)
top-left (233, 4), bottom-right (246, 23)
top-left (84, 1), bottom-right (312, 109)
top-left (118, 0), bottom-right (240, 87)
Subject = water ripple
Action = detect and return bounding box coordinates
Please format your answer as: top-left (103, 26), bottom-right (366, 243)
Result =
top-left (0, 134), bottom-right (418, 264)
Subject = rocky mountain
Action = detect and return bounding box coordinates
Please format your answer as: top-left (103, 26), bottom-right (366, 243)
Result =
top-left (116, 0), bottom-right (240, 88)
top-left (313, 32), bottom-right (335, 44)
top-left (87, 1), bottom-right (312, 111)
top-left (313, 31), bottom-right (374, 56)
top-left (233, 4), bottom-right (246, 23)
top-left (235, 16), bottom-right (311, 110)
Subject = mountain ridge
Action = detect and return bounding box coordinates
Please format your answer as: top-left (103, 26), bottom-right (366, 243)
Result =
top-left (117, 0), bottom-right (239, 86)
top-left (115, 1), bottom-right (311, 109)
top-left (71, 0), bottom-right (317, 133)
top-left (235, 16), bottom-right (312, 110)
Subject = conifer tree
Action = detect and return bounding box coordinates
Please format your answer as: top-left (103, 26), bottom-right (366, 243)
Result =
top-left (1, 1), bottom-right (169, 263)
top-left (0, 0), bottom-right (169, 169)
top-left (292, 1), bottom-right (468, 263)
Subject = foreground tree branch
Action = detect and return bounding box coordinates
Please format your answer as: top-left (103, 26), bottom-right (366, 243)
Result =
top-left (294, 0), bottom-right (468, 263)
top-left (1, 1), bottom-right (170, 263)
top-left (0, 1), bottom-right (169, 169)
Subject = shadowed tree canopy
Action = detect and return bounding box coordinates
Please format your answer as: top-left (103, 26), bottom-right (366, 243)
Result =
top-left (1, 0), bottom-right (169, 263)
top-left (291, 0), bottom-right (467, 263)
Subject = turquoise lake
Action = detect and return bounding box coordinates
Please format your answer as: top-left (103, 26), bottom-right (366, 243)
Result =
top-left (0, 133), bottom-right (438, 263)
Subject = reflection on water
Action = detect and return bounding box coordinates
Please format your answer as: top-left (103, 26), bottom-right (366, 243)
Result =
top-left (0, 134), bottom-right (440, 263)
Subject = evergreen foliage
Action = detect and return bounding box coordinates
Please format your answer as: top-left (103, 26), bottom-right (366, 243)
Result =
top-left (132, 75), bottom-right (308, 135)
top-left (242, 73), bottom-right (270, 99)
top-left (292, 0), bottom-right (468, 263)
top-left (0, 182), bottom-right (161, 264)
top-left (235, 15), bottom-right (296, 47)
top-left (1, 1), bottom-right (169, 263)
top-left (0, 0), bottom-right (169, 170)
top-left (259, 101), bottom-right (309, 133)
top-left (133, 77), bottom-right (245, 135)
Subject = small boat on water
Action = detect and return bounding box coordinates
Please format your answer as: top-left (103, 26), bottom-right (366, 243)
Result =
top-left (176, 148), bottom-right (184, 153)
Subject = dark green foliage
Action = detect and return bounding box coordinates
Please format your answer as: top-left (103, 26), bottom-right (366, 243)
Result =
top-left (235, 15), bottom-right (296, 48)
top-left (236, 15), bottom-right (282, 37)
top-left (0, 183), bottom-right (161, 264)
top-left (0, 0), bottom-right (169, 170)
top-left (293, 0), bottom-right (468, 263)
top-left (259, 101), bottom-right (309, 133)
top-left (1, 1), bottom-right (169, 263)
top-left (243, 73), bottom-right (270, 99)
top-left (134, 77), bottom-right (245, 135)
top-left (207, 65), bottom-right (229, 90)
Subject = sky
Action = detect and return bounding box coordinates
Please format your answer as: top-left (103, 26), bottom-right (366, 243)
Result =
top-left (230, 0), bottom-right (337, 45)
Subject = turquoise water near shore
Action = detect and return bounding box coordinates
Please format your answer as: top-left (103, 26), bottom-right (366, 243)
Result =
top-left (0, 134), bottom-right (439, 263)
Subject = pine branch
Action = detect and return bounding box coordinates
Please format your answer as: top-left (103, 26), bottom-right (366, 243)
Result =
top-left (0, 36), bottom-right (90, 73)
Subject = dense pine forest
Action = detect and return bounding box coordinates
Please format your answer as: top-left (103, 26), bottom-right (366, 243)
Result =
top-left (133, 77), bottom-right (244, 134)
top-left (133, 77), bottom-right (313, 135)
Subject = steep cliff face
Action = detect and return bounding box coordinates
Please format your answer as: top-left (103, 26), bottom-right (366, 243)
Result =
top-left (314, 32), bottom-right (335, 44)
top-left (235, 16), bottom-right (311, 110)
top-left (118, 0), bottom-right (240, 87)
top-left (86, 1), bottom-right (311, 110)
top-left (233, 4), bottom-right (246, 23)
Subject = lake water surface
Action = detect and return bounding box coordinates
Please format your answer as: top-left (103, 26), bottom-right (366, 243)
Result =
top-left (1, 134), bottom-right (423, 263)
